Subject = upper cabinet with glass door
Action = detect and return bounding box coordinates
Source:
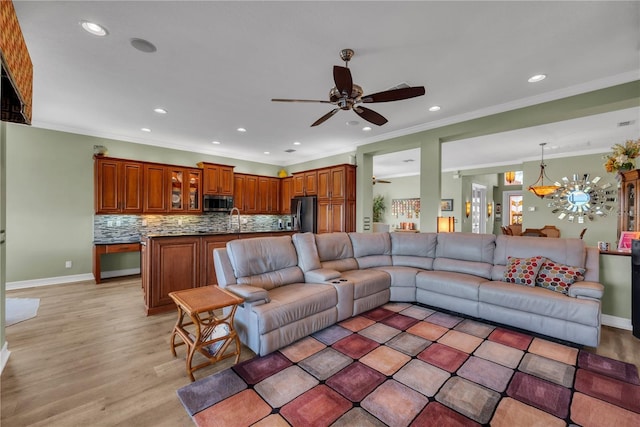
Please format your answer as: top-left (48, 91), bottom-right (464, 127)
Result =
top-left (168, 167), bottom-right (202, 213)
top-left (619, 169), bottom-right (640, 235)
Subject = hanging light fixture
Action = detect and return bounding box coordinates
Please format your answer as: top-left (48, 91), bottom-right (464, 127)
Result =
top-left (528, 143), bottom-right (560, 198)
top-left (504, 171), bottom-right (516, 184)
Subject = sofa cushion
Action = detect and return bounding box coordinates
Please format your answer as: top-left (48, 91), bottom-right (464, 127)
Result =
top-left (349, 232), bottom-right (392, 268)
top-left (227, 236), bottom-right (303, 290)
top-left (252, 283), bottom-right (337, 334)
top-left (292, 232), bottom-right (322, 272)
top-left (391, 232), bottom-right (436, 269)
top-left (315, 233), bottom-right (358, 271)
top-left (436, 232), bottom-right (496, 263)
top-left (479, 281), bottom-right (600, 327)
top-left (416, 270), bottom-right (488, 301)
top-left (432, 258), bottom-right (493, 280)
top-left (535, 259), bottom-right (586, 295)
top-left (492, 235), bottom-right (586, 281)
top-left (373, 266), bottom-right (420, 288)
top-left (339, 269), bottom-right (391, 299)
top-left (503, 256), bottom-right (545, 286)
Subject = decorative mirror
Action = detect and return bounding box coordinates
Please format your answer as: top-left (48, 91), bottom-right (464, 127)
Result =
top-left (546, 174), bottom-right (616, 223)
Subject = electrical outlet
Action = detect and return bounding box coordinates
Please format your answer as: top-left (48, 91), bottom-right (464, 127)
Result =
top-left (116, 220), bottom-right (122, 226)
top-left (241, 218), bottom-right (248, 224)
top-left (107, 220), bottom-right (113, 227)
top-left (178, 219), bottom-right (183, 226)
top-left (65, 261), bottom-right (72, 268)
top-left (141, 219), bottom-right (147, 226)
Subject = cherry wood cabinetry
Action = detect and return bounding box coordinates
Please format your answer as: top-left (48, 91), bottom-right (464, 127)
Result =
top-left (168, 167), bottom-right (202, 213)
top-left (280, 177), bottom-right (293, 214)
top-left (292, 170), bottom-right (318, 197)
top-left (198, 162), bottom-right (234, 195)
top-left (94, 157), bottom-right (143, 214)
top-left (201, 234), bottom-right (239, 286)
top-left (258, 177), bottom-right (280, 214)
top-left (143, 163), bottom-right (168, 213)
top-left (234, 174), bottom-right (258, 213)
top-left (619, 169), bottom-right (640, 236)
top-left (142, 236), bottom-right (200, 315)
top-left (316, 164), bottom-right (356, 233)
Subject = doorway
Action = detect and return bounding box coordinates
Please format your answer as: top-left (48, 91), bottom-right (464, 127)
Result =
top-left (471, 184), bottom-right (487, 234)
top-left (502, 190), bottom-right (523, 227)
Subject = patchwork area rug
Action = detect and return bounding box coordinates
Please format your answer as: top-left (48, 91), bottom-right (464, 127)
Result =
top-left (5, 297), bottom-right (40, 326)
top-left (177, 303), bottom-right (640, 427)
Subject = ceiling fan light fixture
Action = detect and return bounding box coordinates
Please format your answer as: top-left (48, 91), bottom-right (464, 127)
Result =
top-left (528, 143), bottom-right (560, 198)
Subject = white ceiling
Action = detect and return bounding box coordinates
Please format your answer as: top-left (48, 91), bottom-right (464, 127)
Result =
top-left (13, 1), bottom-right (640, 173)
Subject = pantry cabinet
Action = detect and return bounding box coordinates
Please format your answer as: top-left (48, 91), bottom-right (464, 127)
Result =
top-left (316, 164), bottom-right (356, 233)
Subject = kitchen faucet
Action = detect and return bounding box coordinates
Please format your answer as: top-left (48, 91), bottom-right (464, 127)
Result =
top-left (229, 207), bottom-right (241, 233)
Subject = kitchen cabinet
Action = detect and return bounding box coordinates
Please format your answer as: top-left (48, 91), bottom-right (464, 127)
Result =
top-left (258, 177), bottom-right (280, 213)
top-left (142, 236), bottom-right (200, 315)
top-left (201, 234), bottom-right (239, 286)
top-left (143, 163), bottom-right (168, 213)
top-left (280, 177), bottom-right (292, 214)
top-left (292, 170), bottom-right (317, 196)
top-left (619, 169), bottom-right (640, 236)
top-left (198, 162), bottom-right (234, 195)
top-left (316, 164), bottom-right (356, 233)
top-left (94, 157), bottom-right (143, 214)
top-left (168, 167), bottom-right (202, 213)
top-left (234, 173), bottom-right (258, 214)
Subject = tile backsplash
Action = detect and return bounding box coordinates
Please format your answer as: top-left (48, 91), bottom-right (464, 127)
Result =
top-left (94, 213), bottom-right (290, 243)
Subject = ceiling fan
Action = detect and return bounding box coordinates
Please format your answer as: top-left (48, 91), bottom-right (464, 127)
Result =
top-left (372, 176), bottom-right (391, 185)
top-left (272, 49), bottom-right (426, 127)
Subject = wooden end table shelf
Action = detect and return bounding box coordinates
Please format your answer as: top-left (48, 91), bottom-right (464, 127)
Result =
top-left (169, 286), bottom-right (244, 381)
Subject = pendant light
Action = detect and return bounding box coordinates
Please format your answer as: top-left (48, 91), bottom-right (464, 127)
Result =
top-left (528, 143), bottom-right (560, 198)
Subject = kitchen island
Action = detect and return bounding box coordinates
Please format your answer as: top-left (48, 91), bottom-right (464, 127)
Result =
top-left (141, 230), bottom-right (294, 315)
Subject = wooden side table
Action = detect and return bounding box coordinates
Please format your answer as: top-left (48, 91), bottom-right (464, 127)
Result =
top-left (169, 285), bottom-right (244, 381)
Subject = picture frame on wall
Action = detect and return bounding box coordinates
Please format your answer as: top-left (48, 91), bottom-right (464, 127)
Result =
top-left (440, 199), bottom-right (453, 211)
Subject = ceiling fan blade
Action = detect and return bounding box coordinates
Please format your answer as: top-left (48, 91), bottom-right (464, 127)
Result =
top-left (311, 108), bottom-right (340, 127)
top-left (333, 66), bottom-right (353, 96)
top-left (361, 86), bottom-right (426, 103)
top-left (354, 106), bottom-right (388, 126)
top-left (271, 98), bottom-right (332, 104)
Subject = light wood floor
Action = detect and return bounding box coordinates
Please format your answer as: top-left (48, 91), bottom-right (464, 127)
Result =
top-left (2, 277), bottom-right (640, 426)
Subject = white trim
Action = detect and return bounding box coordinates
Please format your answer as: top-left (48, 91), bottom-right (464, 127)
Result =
top-left (601, 314), bottom-right (633, 331)
top-left (1, 341), bottom-right (10, 374)
top-left (5, 268), bottom-right (141, 290)
top-left (6, 273), bottom-right (95, 290)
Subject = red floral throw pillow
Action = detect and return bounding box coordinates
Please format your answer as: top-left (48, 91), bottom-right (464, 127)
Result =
top-left (503, 256), bottom-right (545, 286)
top-left (535, 259), bottom-right (586, 295)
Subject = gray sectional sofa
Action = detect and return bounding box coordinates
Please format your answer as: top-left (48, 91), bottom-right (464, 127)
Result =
top-left (213, 231), bottom-right (603, 356)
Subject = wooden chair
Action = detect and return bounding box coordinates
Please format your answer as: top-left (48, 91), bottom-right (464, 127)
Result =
top-left (501, 226), bottom-right (512, 236)
top-left (507, 224), bottom-right (522, 236)
top-left (579, 228), bottom-right (587, 239)
top-left (540, 225), bottom-right (560, 238)
top-left (521, 228), bottom-right (547, 237)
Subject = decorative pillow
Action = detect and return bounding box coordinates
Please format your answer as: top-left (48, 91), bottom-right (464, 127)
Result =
top-left (503, 256), bottom-right (545, 286)
top-left (535, 260), bottom-right (586, 295)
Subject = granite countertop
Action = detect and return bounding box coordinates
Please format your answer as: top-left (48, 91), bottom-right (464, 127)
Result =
top-left (94, 230), bottom-right (292, 245)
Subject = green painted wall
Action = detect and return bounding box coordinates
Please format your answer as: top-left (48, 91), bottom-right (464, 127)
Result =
top-left (600, 254), bottom-right (632, 320)
top-left (1, 121), bottom-right (6, 350)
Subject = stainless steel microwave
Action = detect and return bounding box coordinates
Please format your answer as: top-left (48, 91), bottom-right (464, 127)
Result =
top-left (203, 195), bottom-right (234, 212)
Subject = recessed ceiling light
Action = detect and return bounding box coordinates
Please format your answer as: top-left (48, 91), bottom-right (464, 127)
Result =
top-left (264, 151), bottom-right (270, 155)
top-left (80, 20), bottom-right (108, 37)
top-left (211, 141), bottom-right (221, 145)
top-left (130, 38), bottom-right (157, 53)
top-left (346, 120), bottom-right (359, 126)
top-left (528, 74), bottom-right (547, 83)
top-left (293, 141), bottom-right (301, 145)
top-left (153, 108), bottom-right (167, 114)
top-left (429, 105), bottom-right (441, 112)
top-left (141, 127), bottom-right (151, 132)
top-left (237, 127), bottom-right (247, 132)
top-left (362, 126), bottom-right (372, 132)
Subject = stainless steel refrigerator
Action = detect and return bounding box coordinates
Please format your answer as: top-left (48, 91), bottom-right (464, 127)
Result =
top-left (291, 196), bottom-right (317, 233)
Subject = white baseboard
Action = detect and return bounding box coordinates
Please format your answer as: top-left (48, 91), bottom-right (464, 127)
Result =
top-left (601, 314), bottom-right (633, 331)
top-left (5, 268), bottom-right (141, 290)
top-left (1, 341), bottom-right (10, 374)
top-left (6, 273), bottom-right (95, 290)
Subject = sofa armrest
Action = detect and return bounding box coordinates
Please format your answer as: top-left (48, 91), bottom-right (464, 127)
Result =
top-left (225, 284), bottom-right (270, 303)
top-left (568, 281), bottom-right (604, 300)
top-left (325, 279), bottom-right (354, 322)
top-left (304, 268), bottom-right (341, 283)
